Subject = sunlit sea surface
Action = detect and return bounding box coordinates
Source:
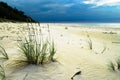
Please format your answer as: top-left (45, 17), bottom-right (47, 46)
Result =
top-left (53, 23), bottom-right (120, 28)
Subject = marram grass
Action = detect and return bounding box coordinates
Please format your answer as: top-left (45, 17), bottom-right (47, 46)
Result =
top-left (18, 24), bottom-right (56, 65)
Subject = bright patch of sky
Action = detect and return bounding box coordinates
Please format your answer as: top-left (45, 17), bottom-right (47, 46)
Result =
top-left (83, 0), bottom-right (120, 7)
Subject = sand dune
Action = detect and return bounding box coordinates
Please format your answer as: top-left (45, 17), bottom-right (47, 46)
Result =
top-left (0, 23), bottom-right (120, 80)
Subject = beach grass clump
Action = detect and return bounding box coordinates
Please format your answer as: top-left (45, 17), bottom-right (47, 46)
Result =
top-left (108, 62), bottom-right (115, 71)
top-left (116, 59), bottom-right (120, 70)
top-left (87, 35), bottom-right (92, 50)
top-left (0, 46), bottom-right (9, 59)
top-left (108, 59), bottom-right (120, 72)
top-left (65, 27), bottom-right (68, 30)
top-left (18, 24), bottom-right (56, 65)
top-left (0, 65), bottom-right (6, 80)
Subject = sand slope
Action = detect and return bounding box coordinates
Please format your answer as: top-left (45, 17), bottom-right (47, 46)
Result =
top-left (0, 23), bottom-right (120, 80)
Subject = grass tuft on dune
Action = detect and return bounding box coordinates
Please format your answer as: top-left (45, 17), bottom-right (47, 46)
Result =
top-left (18, 23), bottom-right (56, 65)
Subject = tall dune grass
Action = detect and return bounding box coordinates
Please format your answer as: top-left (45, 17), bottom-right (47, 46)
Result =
top-left (18, 23), bottom-right (56, 65)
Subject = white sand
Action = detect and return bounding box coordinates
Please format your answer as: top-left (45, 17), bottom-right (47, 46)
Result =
top-left (0, 22), bottom-right (120, 80)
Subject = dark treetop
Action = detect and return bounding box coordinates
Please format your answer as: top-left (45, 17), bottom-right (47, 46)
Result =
top-left (0, 1), bottom-right (36, 22)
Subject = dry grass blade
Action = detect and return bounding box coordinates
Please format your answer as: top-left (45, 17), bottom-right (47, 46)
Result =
top-left (101, 46), bottom-right (106, 54)
top-left (0, 65), bottom-right (6, 80)
top-left (108, 62), bottom-right (115, 71)
top-left (49, 41), bottom-right (56, 62)
top-left (87, 35), bottom-right (92, 50)
top-left (23, 73), bottom-right (28, 80)
top-left (0, 46), bottom-right (9, 59)
top-left (116, 59), bottom-right (120, 70)
top-left (40, 40), bottom-right (49, 64)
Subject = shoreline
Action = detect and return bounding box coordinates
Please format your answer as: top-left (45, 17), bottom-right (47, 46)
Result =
top-left (1, 22), bottom-right (120, 28)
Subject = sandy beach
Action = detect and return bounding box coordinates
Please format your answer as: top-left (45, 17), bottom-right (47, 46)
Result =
top-left (0, 22), bottom-right (120, 80)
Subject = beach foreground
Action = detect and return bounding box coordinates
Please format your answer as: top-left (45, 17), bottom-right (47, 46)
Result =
top-left (0, 23), bottom-right (120, 80)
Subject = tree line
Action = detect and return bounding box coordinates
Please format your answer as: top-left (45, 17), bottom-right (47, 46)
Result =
top-left (0, 1), bottom-right (36, 22)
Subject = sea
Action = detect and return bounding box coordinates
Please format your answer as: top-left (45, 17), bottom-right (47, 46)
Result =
top-left (50, 22), bottom-right (120, 28)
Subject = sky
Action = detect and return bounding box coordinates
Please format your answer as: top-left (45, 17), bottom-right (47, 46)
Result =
top-left (0, 0), bottom-right (120, 22)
